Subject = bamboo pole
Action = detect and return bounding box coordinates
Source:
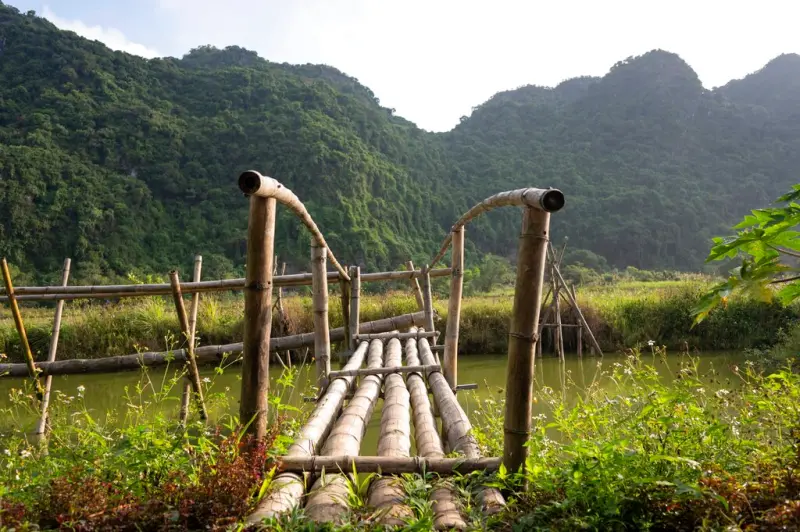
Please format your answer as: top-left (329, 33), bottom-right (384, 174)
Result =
top-left (240, 195), bottom-right (276, 440)
top-left (571, 285), bottom-right (583, 358)
top-left (406, 260), bottom-right (424, 310)
top-left (305, 340), bottom-right (385, 524)
top-left (503, 207), bottom-right (550, 474)
top-left (421, 266), bottom-right (436, 345)
top-left (311, 244), bottom-right (331, 389)
top-left (0, 312), bottom-right (427, 378)
top-left (429, 187), bottom-right (565, 269)
top-left (169, 271), bottom-right (208, 421)
top-left (34, 258), bottom-right (71, 435)
top-left (1, 258), bottom-right (43, 399)
top-left (245, 341), bottom-right (369, 524)
top-left (354, 331), bottom-right (438, 341)
top-left (551, 250), bottom-right (564, 362)
top-left (443, 227), bottom-right (464, 390)
top-left (4, 268), bottom-right (452, 301)
top-left (348, 266), bottom-right (360, 347)
top-left (180, 255), bottom-right (203, 424)
top-left (417, 333), bottom-right (506, 513)
top-left (339, 274), bottom-right (351, 354)
top-left (404, 335), bottom-right (467, 529)
top-left (327, 364), bottom-right (439, 379)
top-left (279, 456), bottom-right (501, 475)
top-left (368, 338), bottom-right (413, 526)
top-left (274, 262), bottom-right (291, 366)
top-left (551, 266), bottom-right (603, 356)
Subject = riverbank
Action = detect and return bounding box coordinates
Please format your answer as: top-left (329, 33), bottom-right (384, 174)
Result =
top-left (1, 280), bottom-right (796, 362)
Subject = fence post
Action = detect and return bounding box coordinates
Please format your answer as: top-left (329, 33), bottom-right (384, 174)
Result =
top-left (170, 270), bottom-right (208, 421)
top-left (312, 244), bottom-right (331, 390)
top-left (348, 266), bottom-right (361, 349)
top-left (443, 228), bottom-right (464, 391)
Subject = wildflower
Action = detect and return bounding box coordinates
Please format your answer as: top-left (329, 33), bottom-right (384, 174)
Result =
top-left (697, 388), bottom-right (706, 394)
top-left (77, 385), bottom-right (85, 395)
top-left (19, 449), bottom-right (31, 459)
top-left (3, 449), bottom-right (10, 456)
top-left (202, 377), bottom-right (211, 384)
top-left (647, 340), bottom-right (655, 347)
top-left (624, 367), bottom-right (633, 376)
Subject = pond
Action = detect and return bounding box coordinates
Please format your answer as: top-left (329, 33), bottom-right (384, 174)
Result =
top-left (0, 351), bottom-right (748, 451)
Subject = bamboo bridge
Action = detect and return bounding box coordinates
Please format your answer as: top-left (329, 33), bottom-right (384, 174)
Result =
top-left (1, 170), bottom-right (567, 529)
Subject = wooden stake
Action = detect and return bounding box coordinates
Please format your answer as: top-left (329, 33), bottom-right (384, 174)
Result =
top-left (240, 195), bottom-right (276, 440)
top-left (311, 244), bottom-right (331, 389)
top-left (1, 258), bottom-right (43, 399)
top-left (406, 260), bottom-right (424, 310)
top-left (551, 247), bottom-right (564, 362)
top-left (169, 270), bottom-right (208, 421)
top-left (35, 258), bottom-right (71, 435)
top-left (503, 207), bottom-right (550, 474)
top-left (443, 227), bottom-right (464, 390)
top-left (421, 266), bottom-right (436, 345)
top-left (348, 266), bottom-right (360, 347)
top-left (571, 285), bottom-right (583, 358)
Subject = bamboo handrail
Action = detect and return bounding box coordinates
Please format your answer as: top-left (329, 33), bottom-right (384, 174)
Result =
top-left (238, 170), bottom-right (349, 281)
top-left (2, 268), bottom-right (452, 301)
top-left (429, 187), bottom-right (565, 269)
top-left (277, 455), bottom-right (502, 475)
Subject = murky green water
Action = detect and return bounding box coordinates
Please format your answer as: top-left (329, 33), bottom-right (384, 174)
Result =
top-left (0, 351), bottom-right (748, 451)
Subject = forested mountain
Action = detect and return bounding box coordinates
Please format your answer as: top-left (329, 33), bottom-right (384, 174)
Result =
top-left (1, 3), bottom-right (799, 284)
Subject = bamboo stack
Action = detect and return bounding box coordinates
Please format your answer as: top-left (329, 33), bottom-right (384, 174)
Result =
top-left (367, 338), bottom-right (413, 526)
top-left (404, 331), bottom-right (466, 530)
top-left (246, 341), bottom-right (370, 524)
top-left (417, 335), bottom-right (506, 514)
top-left (305, 340), bottom-right (385, 523)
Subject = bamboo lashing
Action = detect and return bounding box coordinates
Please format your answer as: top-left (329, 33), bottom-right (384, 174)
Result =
top-left (429, 187), bottom-right (565, 269)
top-left (311, 244), bottom-right (331, 389)
top-left (278, 456), bottom-right (502, 475)
top-left (368, 338), bottom-right (413, 526)
top-left (245, 341), bottom-right (369, 524)
top-left (406, 260), bottom-right (424, 310)
top-left (169, 271), bottom-right (208, 421)
top-left (443, 227), bottom-right (464, 390)
top-left (0, 311), bottom-right (427, 378)
top-left (35, 258), bottom-right (71, 435)
top-left (416, 332), bottom-right (506, 514)
top-left (1, 258), bottom-right (43, 399)
top-left (503, 207), bottom-right (550, 476)
top-left (305, 340), bottom-right (385, 523)
top-left (3, 268), bottom-right (452, 301)
top-left (404, 333), bottom-right (467, 529)
top-left (240, 195), bottom-right (276, 440)
top-left (238, 170), bottom-right (349, 281)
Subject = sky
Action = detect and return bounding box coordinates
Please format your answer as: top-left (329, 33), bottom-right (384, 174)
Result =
top-left (6, 0), bottom-right (800, 131)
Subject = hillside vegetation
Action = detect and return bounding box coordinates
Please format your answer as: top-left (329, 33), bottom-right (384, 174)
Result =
top-left (1, 3), bottom-right (800, 284)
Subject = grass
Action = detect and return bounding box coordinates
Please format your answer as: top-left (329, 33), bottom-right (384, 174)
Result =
top-left (2, 280), bottom-right (796, 363)
top-left (3, 349), bottom-right (800, 530)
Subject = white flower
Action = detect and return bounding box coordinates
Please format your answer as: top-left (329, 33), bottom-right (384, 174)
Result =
top-left (202, 377), bottom-right (211, 384)
top-left (19, 449), bottom-right (31, 459)
top-left (77, 385), bottom-right (85, 395)
top-left (3, 449), bottom-right (10, 456)
top-left (697, 388), bottom-right (706, 394)
top-left (647, 340), bottom-right (655, 347)
top-left (624, 367), bottom-right (633, 376)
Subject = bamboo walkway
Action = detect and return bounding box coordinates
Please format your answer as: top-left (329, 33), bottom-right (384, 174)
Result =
top-left (1, 170), bottom-right (569, 530)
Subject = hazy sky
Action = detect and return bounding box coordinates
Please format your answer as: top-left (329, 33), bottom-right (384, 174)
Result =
top-left (7, 0), bottom-right (800, 131)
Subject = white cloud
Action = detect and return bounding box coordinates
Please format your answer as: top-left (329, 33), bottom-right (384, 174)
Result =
top-left (42, 6), bottom-right (161, 59)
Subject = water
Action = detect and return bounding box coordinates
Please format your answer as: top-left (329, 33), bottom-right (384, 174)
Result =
top-left (0, 351), bottom-right (748, 452)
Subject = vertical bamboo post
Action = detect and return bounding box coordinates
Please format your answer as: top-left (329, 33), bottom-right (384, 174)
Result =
top-left (421, 266), bottom-right (435, 344)
top-left (179, 255), bottom-right (203, 424)
top-left (552, 261), bottom-right (564, 361)
top-left (1, 258), bottom-right (43, 399)
top-left (278, 262), bottom-right (291, 367)
top-left (406, 260), bottom-right (424, 311)
top-left (35, 258), bottom-right (71, 435)
top-left (340, 274), bottom-right (351, 354)
top-left (241, 196), bottom-right (276, 440)
top-left (348, 266), bottom-right (360, 348)
top-left (443, 228), bottom-right (464, 391)
top-left (170, 270), bottom-right (208, 421)
top-left (503, 207), bottom-right (550, 474)
top-left (571, 285), bottom-right (582, 359)
top-left (311, 244), bottom-right (331, 390)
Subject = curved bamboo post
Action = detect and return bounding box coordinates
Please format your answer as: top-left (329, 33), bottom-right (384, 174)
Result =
top-left (305, 340), bottom-right (385, 523)
top-left (35, 258), bottom-right (71, 435)
top-left (312, 244), bottom-right (331, 389)
top-left (429, 187), bottom-right (564, 269)
top-left (169, 271), bottom-right (208, 421)
top-left (417, 335), bottom-right (506, 514)
top-left (245, 341), bottom-right (369, 524)
top-left (367, 338), bottom-right (413, 526)
top-left (404, 332), bottom-right (466, 530)
top-left (443, 227), bottom-right (464, 390)
top-left (238, 170), bottom-right (349, 281)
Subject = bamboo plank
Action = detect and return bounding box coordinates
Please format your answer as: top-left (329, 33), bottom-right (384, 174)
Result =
top-left (34, 258), bottom-right (71, 435)
top-left (305, 340), bottom-right (385, 523)
top-left (245, 341), bottom-right (369, 524)
top-left (1, 258), bottom-right (43, 399)
top-left (0, 312), bottom-right (427, 378)
top-left (404, 334), bottom-right (466, 530)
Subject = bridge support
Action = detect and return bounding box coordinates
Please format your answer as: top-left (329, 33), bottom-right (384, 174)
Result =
top-left (503, 206), bottom-right (551, 474)
top-left (312, 244), bottom-right (331, 390)
top-left (443, 227), bottom-right (464, 390)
